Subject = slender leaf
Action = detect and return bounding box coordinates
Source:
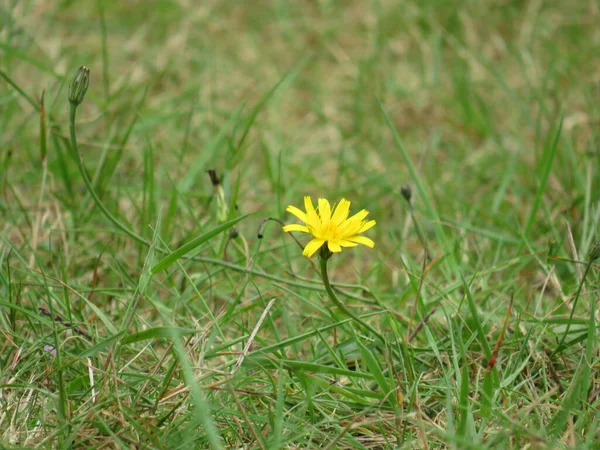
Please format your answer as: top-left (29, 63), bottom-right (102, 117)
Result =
top-left (151, 214), bottom-right (250, 273)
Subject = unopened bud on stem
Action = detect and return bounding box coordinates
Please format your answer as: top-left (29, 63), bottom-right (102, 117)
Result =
top-left (207, 169), bottom-right (220, 187)
top-left (400, 184), bottom-right (412, 204)
top-left (68, 66), bottom-right (90, 106)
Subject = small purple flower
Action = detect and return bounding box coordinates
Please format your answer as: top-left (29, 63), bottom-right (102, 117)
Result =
top-left (44, 345), bottom-right (57, 356)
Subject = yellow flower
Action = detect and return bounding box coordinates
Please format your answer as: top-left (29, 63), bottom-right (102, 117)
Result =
top-left (283, 197), bottom-right (376, 257)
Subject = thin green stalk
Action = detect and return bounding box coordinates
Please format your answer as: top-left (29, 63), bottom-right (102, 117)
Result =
top-left (319, 252), bottom-right (384, 343)
top-left (401, 185), bottom-right (432, 261)
top-left (69, 102), bottom-right (147, 246)
top-left (409, 207), bottom-right (431, 260)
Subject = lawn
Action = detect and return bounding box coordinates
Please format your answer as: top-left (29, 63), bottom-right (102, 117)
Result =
top-left (1, 0), bottom-right (599, 448)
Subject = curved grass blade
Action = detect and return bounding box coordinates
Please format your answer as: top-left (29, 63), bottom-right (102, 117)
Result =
top-left (121, 326), bottom-right (199, 345)
top-left (151, 213), bottom-right (250, 274)
top-left (78, 331), bottom-right (126, 358)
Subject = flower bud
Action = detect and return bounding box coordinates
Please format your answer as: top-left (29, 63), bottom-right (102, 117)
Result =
top-left (207, 169), bottom-right (220, 187)
top-left (207, 170), bottom-right (228, 223)
top-left (68, 66), bottom-right (90, 106)
top-left (589, 241), bottom-right (600, 262)
top-left (400, 184), bottom-right (412, 204)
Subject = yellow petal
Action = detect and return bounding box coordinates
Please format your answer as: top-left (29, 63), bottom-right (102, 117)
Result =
top-left (338, 239), bottom-right (359, 247)
top-left (337, 210), bottom-right (369, 236)
top-left (286, 205), bottom-right (307, 223)
top-left (348, 236), bottom-right (375, 248)
top-left (331, 198), bottom-right (351, 225)
top-left (302, 239), bottom-right (325, 257)
top-left (318, 198), bottom-right (331, 223)
top-left (304, 196), bottom-right (320, 228)
top-left (345, 209), bottom-right (369, 223)
top-left (283, 224), bottom-right (309, 233)
top-left (359, 220), bottom-right (376, 233)
top-left (328, 241), bottom-right (342, 252)
top-left (337, 221), bottom-right (361, 237)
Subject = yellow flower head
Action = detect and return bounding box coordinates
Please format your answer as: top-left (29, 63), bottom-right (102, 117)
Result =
top-left (283, 197), bottom-right (376, 257)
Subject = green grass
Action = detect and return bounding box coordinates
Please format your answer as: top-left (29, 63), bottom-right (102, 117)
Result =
top-left (1, 0), bottom-right (599, 448)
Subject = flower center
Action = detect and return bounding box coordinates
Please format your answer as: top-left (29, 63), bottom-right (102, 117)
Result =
top-left (322, 221), bottom-right (338, 241)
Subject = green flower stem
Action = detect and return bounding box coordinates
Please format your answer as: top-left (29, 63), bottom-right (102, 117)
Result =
top-left (69, 103), bottom-right (148, 246)
top-left (319, 253), bottom-right (384, 343)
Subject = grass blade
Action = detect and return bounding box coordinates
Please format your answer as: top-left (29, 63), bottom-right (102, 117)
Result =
top-left (151, 213), bottom-right (250, 273)
top-left (523, 115), bottom-right (563, 239)
top-left (121, 326), bottom-right (199, 345)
